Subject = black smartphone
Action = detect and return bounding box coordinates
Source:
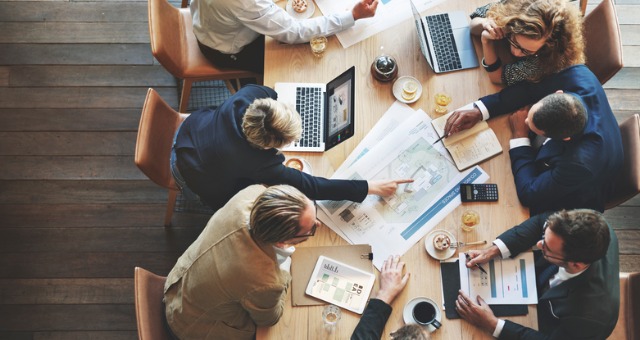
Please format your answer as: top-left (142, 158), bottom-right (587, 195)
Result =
top-left (460, 184), bottom-right (498, 202)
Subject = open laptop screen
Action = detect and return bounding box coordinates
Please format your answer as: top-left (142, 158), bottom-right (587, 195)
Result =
top-left (324, 66), bottom-right (355, 150)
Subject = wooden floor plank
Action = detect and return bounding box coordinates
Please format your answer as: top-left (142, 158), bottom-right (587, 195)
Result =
top-left (0, 87), bottom-right (179, 109)
top-left (0, 305), bottom-right (136, 331)
top-left (33, 331), bottom-right (137, 340)
top-left (604, 68), bottom-right (640, 89)
top-left (605, 206), bottom-right (640, 230)
top-left (0, 203), bottom-right (210, 228)
top-left (621, 24), bottom-right (640, 45)
top-left (0, 278), bottom-right (133, 304)
top-left (0, 22), bottom-right (149, 44)
top-left (0, 156), bottom-right (143, 180)
top-left (615, 230), bottom-right (640, 254)
top-left (0, 132), bottom-right (137, 156)
top-left (0, 2), bottom-right (147, 22)
top-left (0, 227), bottom-right (201, 252)
top-left (0, 44), bottom-right (154, 66)
top-left (8, 66), bottom-right (174, 87)
top-left (622, 46), bottom-right (640, 66)
top-left (0, 108), bottom-right (142, 132)
top-left (620, 255), bottom-right (640, 273)
top-left (605, 89), bottom-right (640, 111)
top-left (0, 180), bottom-right (166, 204)
top-left (0, 252), bottom-right (180, 278)
top-left (615, 5), bottom-right (640, 24)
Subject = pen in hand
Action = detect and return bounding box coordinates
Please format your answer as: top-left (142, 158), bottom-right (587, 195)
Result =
top-left (432, 134), bottom-right (447, 145)
top-left (465, 252), bottom-right (487, 274)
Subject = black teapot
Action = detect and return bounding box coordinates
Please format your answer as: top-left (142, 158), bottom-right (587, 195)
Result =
top-left (371, 55), bottom-right (398, 82)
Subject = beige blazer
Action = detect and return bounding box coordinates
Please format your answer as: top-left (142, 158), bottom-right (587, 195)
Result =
top-left (164, 185), bottom-right (292, 340)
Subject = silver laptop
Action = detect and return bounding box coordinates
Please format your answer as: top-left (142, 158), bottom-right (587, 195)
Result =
top-left (410, 0), bottom-right (479, 73)
top-left (275, 66), bottom-right (356, 152)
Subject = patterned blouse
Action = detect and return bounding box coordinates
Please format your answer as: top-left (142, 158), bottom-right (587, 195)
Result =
top-left (470, 2), bottom-right (543, 86)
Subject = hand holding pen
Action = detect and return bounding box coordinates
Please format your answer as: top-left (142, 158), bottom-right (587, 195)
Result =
top-left (465, 252), bottom-right (488, 274)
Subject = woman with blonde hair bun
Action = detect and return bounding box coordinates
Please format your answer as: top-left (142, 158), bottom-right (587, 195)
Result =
top-left (470, 0), bottom-right (585, 85)
top-left (170, 85), bottom-right (412, 211)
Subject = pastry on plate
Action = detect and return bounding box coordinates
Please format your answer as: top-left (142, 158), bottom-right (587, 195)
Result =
top-left (292, 0), bottom-right (308, 13)
top-left (433, 233), bottom-right (451, 251)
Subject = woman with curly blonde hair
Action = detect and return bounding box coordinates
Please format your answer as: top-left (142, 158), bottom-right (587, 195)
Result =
top-left (470, 0), bottom-right (585, 85)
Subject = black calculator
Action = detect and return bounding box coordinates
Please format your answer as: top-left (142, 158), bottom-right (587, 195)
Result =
top-left (460, 184), bottom-right (498, 202)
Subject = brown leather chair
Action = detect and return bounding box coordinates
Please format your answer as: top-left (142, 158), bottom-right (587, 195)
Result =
top-left (609, 272), bottom-right (640, 340)
top-left (583, 0), bottom-right (623, 85)
top-left (134, 267), bottom-right (173, 340)
top-left (135, 88), bottom-right (189, 227)
top-left (606, 114), bottom-right (640, 210)
top-left (148, 0), bottom-right (261, 113)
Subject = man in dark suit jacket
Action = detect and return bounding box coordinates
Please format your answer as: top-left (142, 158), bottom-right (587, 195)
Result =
top-left (443, 65), bottom-right (623, 215)
top-left (456, 209), bottom-right (619, 339)
top-left (172, 84), bottom-right (411, 211)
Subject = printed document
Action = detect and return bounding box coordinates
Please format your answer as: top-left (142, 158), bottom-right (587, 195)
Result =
top-left (305, 256), bottom-right (376, 314)
top-left (315, 0), bottom-right (446, 48)
top-left (318, 102), bottom-right (488, 269)
top-left (458, 252), bottom-right (538, 305)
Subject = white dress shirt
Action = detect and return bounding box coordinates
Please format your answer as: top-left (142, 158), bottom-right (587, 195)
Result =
top-left (191, 0), bottom-right (355, 54)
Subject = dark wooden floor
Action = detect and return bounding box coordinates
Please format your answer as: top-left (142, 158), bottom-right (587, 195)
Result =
top-left (0, 0), bottom-right (637, 338)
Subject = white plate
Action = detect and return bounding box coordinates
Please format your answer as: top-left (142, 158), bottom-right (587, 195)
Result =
top-left (402, 297), bottom-right (442, 332)
top-left (425, 229), bottom-right (457, 261)
top-left (392, 76), bottom-right (422, 104)
top-left (285, 0), bottom-right (315, 19)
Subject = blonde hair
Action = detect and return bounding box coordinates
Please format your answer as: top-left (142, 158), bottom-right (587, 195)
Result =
top-left (249, 185), bottom-right (309, 244)
top-left (489, 0), bottom-right (585, 81)
top-left (242, 98), bottom-right (302, 149)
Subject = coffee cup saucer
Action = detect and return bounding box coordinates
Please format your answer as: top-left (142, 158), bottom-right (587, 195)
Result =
top-left (393, 76), bottom-right (422, 104)
top-left (285, 0), bottom-right (315, 19)
top-left (425, 229), bottom-right (456, 260)
top-left (403, 297), bottom-right (442, 332)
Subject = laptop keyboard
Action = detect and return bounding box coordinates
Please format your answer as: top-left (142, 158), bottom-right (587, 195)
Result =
top-left (426, 13), bottom-right (462, 72)
top-left (295, 86), bottom-right (322, 148)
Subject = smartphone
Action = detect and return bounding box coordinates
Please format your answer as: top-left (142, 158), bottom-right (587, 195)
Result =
top-left (460, 184), bottom-right (498, 202)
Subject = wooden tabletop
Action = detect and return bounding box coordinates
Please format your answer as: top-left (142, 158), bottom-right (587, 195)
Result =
top-left (258, 0), bottom-right (536, 338)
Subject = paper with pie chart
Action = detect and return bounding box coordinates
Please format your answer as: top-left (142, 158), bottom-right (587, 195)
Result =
top-left (458, 252), bottom-right (538, 305)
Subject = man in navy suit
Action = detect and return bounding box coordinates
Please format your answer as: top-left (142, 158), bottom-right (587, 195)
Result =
top-left (457, 209), bottom-right (619, 339)
top-left (443, 65), bottom-right (623, 215)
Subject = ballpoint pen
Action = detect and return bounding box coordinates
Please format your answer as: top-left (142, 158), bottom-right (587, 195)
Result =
top-left (432, 134), bottom-right (447, 145)
top-left (465, 252), bottom-right (488, 274)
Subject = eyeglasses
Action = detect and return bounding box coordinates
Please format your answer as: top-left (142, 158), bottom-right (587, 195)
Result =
top-left (506, 33), bottom-right (538, 57)
top-left (540, 222), bottom-right (566, 262)
top-left (290, 221), bottom-right (318, 239)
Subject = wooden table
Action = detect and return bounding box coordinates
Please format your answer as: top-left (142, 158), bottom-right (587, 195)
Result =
top-left (258, 0), bottom-right (536, 338)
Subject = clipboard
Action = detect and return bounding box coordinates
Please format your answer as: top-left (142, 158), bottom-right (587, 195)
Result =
top-left (291, 244), bottom-right (373, 307)
top-left (440, 260), bottom-right (528, 319)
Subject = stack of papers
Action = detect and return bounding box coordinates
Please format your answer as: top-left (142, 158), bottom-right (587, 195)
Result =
top-left (317, 101), bottom-right (489, 270)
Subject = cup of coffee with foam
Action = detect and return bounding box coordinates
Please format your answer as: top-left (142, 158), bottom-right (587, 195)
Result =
top-left (412, 299), bottom-right (442, 329)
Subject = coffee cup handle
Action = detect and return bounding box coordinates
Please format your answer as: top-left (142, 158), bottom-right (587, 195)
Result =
top-left (431, 319), bottom-right (442, 329)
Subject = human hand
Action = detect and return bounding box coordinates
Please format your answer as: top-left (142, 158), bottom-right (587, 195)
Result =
top-left (465, 246), bottom-right (500, 269)
top-left (509, 106), bottom-right (531, 138)
top-left (480, 19), bottom-right (504, 41)
top-left (456, 290), bottom-right (499, 333)
top-left (443, 108), bottom-right (483, 137)
top-left (352, 0), bottom-right (379, 20)
top-left (367, 179), bottom-right (414, 196)
top-left (375, 255), bottom-right (410, 305)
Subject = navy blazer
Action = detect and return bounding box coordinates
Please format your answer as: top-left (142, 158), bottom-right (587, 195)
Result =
top-left (497, 213), bottom-right (619, 340)
top-left (174, 85), bottom-right (367, 211)
top-left (479, 65), bottom-right (623, 215)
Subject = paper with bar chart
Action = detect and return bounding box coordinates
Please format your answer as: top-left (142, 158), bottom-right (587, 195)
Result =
top-left (458, 252), bottom-right (538, 304)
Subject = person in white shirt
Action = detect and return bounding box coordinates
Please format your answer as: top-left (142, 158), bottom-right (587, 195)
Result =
top-left (455, 209), bottom-right (619, 339)
top-left (191, 0), bottom-right (379, 73)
